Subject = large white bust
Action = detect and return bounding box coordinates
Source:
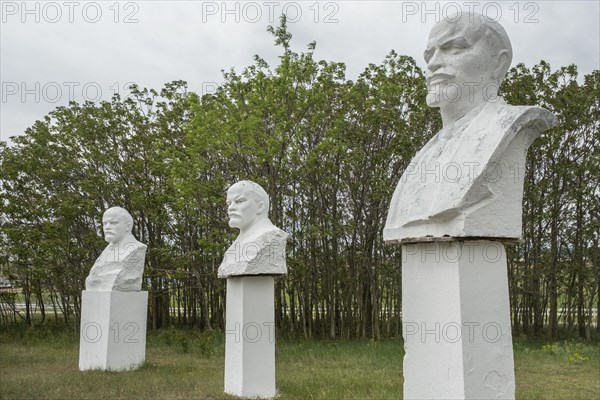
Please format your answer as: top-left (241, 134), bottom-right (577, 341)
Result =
top-left (218, 181), bottom-right (288, 278)
top-left (85, 207), bottom-right (147, 291)
top-left (384, 14), bottom-right (557, 242)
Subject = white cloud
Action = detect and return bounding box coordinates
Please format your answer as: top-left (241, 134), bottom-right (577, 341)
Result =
top-left (1, 0), bottom-right (598, 143)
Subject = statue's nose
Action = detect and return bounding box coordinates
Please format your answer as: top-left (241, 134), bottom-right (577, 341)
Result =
top-left (427, 51), bottom-right (443, 73)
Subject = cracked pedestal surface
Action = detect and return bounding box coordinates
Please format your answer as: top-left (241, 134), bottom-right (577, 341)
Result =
top-left (402, 241), bottom-right (515, 399)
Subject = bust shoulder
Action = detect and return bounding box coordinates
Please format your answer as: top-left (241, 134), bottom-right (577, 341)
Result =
top-left (480, 101), bottom-right (557, 140)
top-left (383, 99), bottom-right (557, 242)
top-left (218, 222), bottom-right (288, 278)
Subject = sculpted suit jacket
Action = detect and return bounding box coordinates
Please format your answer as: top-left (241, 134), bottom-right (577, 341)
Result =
top-left (85, 233), bottom-right (147, 291)
top-left (384, 98), bottom-right (556, 242)
top-left (218, 221), bottom-right (288, 278)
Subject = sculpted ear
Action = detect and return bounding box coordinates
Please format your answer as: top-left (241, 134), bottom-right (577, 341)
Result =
top-left (257, 200), bottom-right (266, 215)
top-left (494, 49), bottom-right (511, 82)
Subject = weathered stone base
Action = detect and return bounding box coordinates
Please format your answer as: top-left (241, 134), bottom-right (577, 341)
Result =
top-left (402, 241), bottom-right (515, 399)
top-left (79, 290), bottom-right (148, 371)
top-left (225, 276), bottom-right (276, 398)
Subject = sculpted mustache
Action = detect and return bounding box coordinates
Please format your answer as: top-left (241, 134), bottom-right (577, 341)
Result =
top-left (426, 73), bottom-right (453, 83)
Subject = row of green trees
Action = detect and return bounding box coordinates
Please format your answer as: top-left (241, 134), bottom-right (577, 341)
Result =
top-left (1, 21), bottom-right (599, 339)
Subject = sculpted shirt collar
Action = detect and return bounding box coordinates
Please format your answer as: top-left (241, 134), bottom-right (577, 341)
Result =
top-left (100, 232), bottom-right (140, 264)
top-left (107, 232), bottom-right (137, 249)
top-left (438, 98), bottom-right (503, 141)
top-left (234, 218), bottom-right (277, 244)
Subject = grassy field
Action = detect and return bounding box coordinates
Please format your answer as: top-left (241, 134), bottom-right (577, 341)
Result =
top-left (1, 328), bottom-right (599, 399)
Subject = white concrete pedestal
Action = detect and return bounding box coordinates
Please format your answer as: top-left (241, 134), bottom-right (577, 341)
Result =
top-left (225, 276), bottom-right (277, 398)
top-left (79, 290), bottom-right (148, 371)
top-left (402, 240), bottom-right (515, 399)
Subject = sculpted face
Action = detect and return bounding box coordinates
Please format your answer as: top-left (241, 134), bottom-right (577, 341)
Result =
top-left (102, 208), bottom-right (132, 244)
top-left (226, 185), bottom-right (262, 232)
top-left (424, 17), bottom-right (507, 108)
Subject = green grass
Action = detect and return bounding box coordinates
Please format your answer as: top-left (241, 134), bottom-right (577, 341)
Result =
top-left (513, 339), bottom-right (600, 400)
top-left (0, 330), bottom-right (598, 399)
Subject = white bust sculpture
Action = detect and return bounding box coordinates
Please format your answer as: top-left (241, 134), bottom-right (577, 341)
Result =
top-left (218, 180), bottom-right (288, 278)
top-left (384, 13), bottom-right (557, 242)
top-left (85, 207), bottom-right (147, 291)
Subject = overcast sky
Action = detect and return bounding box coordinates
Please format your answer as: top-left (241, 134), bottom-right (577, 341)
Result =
top-left (1, 0), bottom-right (599, 144)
